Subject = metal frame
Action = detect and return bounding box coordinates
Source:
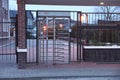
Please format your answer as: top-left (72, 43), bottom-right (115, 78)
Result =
top-left (25, 10), bottom-right (81, 64)
top-left (36, 11), bottom-right (72, 64)
top-left (77, 12), bottom-right (82, 62)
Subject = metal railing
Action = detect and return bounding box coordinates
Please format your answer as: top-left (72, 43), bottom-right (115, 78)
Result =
top-left (0, 22), bottom-right (16, 63)
top-left (26, 10), bottom-right (79, 64)
top-left (77, 12), bottom-right (120, 62)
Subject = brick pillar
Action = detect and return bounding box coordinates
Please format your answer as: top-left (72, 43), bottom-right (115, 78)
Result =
top-left (17, 0), bottom-right (27, 69)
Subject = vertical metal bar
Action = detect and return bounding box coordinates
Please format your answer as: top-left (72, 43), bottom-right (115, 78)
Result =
top-left (39, 18), bottom-right (42, 64)
top-left (25, 11), bottom-right (27, 54)
top-left (80, 12), bottom-right (82, 62)
top-left (2, 22), bottom-right (3, 60)
top-left (3, 23), bottom-right (8, 61)
top-left (77, 12), bottom-right (82, 62)
top-left (36, 11), bottom-right (39, 64)
top-left (80, 12), bottom-right (83, 62)
top-left (46, 17), bottom-right (48, 64)
top-left (40, 17), bottom-right (45, 64)
top-left (42, 18), bottom-right (44, 63)
top-left (72, 12), bottom-right (74, 61)
top-left (25, 11), bottom-right (29, 62)
top-left (15, 15), bottom-right (18, 63)
top-left (9, 23), bottom-right (11, 61)
top-left (77, 12), bottom-right (79, 62)
top-left (33, 13), bottom-right (36, 62)
top-left (5, 23), bottom-right (7, 61)
top-left (40, 17), bottom-right (44, 64)
top-left (53, 17), bottom-right (56, 64)
top-left (68, 17), bottom-right (71, 63)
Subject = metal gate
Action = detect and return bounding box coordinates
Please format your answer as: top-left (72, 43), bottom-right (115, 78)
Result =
top-left (36, 11), bottom-right (71, 64)
top-left (0, 22), bottom-right (16, 63)
top-left (26, 11), bottom-right (80, 64)
top-left (77, 12), bottom-right (120, 62)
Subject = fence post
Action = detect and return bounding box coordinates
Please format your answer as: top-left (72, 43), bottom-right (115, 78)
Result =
top-left (17, 0), bottom-right (27, 69)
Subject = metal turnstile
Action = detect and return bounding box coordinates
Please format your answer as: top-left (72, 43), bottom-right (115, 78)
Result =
top-left (37, 17), bottom-right (70, 64)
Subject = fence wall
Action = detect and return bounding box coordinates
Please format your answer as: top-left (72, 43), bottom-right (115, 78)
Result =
top-left (77, 12), bottom-right (120, 62)
top-left (0, 22), bottom-right (16, 63)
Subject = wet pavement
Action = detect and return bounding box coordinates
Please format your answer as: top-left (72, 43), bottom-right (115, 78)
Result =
top-left (0, 62), bottom-right (120, 80)
top-left (1, 77), bottom-right (120, 80)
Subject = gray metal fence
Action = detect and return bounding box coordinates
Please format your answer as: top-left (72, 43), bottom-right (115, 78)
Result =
top-left (0, 22), bottom-right (16, 63)
top-left (77, 12), bottom-right (120, 62)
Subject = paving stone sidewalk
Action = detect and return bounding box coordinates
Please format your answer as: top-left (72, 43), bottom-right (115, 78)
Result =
top-left (0, 63), bottom-right (120, 79)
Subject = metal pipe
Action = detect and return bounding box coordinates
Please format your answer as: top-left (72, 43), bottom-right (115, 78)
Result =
top-left (36, 11), bottom-right (39, 64)
top-left (68, 17), bottom-right (71, 63)
top-left (46, 17), bottom-right (48, 64)
top-left (43, 18), bottom-right (45, 64)
top-left (53, 17), bottom-right (56, 64)
top-left (39, 18), bottom-right (43, 64)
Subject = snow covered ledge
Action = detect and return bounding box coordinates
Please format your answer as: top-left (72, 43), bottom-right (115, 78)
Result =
top-left (84, 45), bottom-right (120, 49)
top-left (17, 47), bottom-right (27, 52)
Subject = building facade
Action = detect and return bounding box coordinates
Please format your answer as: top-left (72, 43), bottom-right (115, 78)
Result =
top-left (0, 0), bottom-right (10, 38)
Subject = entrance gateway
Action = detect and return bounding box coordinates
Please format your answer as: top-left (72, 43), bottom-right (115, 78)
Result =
top-left (16, 0), bottom-right (120, 68)
top-left (26, 11), bottom-right (78, 64)
top-left (37, 11), bottom-right (70, 64)
top-left (25, 11), bottom-right (120, 65)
